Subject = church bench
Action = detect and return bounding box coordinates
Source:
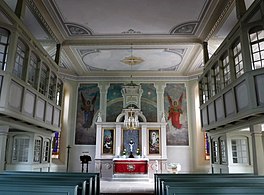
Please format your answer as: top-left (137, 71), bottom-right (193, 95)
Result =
top-left (2, 171), bottom-right (100, 195)
top-left (0, 183), bottom-right (79, 195)
top-left (0, 176), bottom-right (91, 195)
top-left (154, 174), bottom-right (258, 195)
top-left (165, 185), bottom-right (264, 195)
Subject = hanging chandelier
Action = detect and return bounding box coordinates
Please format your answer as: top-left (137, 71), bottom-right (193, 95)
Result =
top-left (123, 107), bottom-right (140, 129)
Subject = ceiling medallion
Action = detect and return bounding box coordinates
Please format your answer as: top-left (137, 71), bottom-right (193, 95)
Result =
top-left (121, 55), bottom-right (144, 66)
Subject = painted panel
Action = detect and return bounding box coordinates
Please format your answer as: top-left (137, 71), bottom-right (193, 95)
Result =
top-left (102, 128), bottom-right (115, 155)
top-left (23, 90), bottom-right (35, 116)
top-left (148, 128), bottom-right (160, 154)
top-left (164, 83), bottom-right (188, 145)
top-left (255, 74), bottom-right (264, 105)
top-left (235, 81), bottom-right (249, 111)
top-left (141, 83), bottom-right (157, 122)
top-left (9, 80), bottom-right (23, 110)
top-left (202, 108), bottom-right (208, 126)
top-left (75, 83), bottom-right (99, 145)
top-left (215, 97), bottom-right (224, 120)
top-left (45, 103), bottom-right (53, 124)
top-left (106, 83), bottom-right (123, 122)
top-left (35, 98), bottom-right (45, 121)
top-left (53, 108), bottom-right (60, 127)
top-left (208, 102), bottom-right (215, 123)
top-left (122, 129), bottom-right (140, 155)
top-left (224, 90), bottom-right (235, 116)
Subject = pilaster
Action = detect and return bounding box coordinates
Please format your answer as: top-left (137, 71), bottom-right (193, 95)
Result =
top-left (250, 124), bottom-right (264, 175)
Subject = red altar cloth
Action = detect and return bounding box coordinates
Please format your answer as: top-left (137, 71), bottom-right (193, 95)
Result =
top-left (113, 159), bottom-right (148, 174)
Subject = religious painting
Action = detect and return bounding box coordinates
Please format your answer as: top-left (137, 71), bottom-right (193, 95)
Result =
top-left (164, 83), bottom-right (189, 145)
top-left (102, 128), bottom-right (115, 155)
top-left (205, 133), bottom-right (210, 160)
top-left (106, 83), bottom-right (123, 122)
top-left (122, 129), bottom-right (141, 156)
top-left (141, 83), bottom-right (157, 122)
top-left (75, 84), bottom-right (100, 145)
top-left (148, 129), bottom-right (160, 154)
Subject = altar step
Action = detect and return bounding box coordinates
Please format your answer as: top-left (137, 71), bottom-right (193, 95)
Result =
top-left (100, 178), bottom-right (154, 194)
top-left (112, 174), bottom-right (149, 181)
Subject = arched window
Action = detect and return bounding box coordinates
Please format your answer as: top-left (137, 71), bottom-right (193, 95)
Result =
top-left (33, 136), bottom-right (42, 163)
top-left (0, 28), bottom-right (10, 71)
top-left (12, 135), bottom-right (30, 163)
top-left (249, 26), bottom-right (264, 70)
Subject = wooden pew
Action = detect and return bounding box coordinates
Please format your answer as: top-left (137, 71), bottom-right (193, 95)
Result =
top-left (0, 182), bottom-right (79, 195)
top-left (0, 176), bottom-right (90, 195)
top-left (165, 185), bottom-right (264, 195)
top-left (155, 174), bottom-right (263, 195)
top-left (2, 171), bottom-right (100, 195)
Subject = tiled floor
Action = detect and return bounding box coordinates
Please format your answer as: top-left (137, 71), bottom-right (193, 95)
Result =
top-left (100, 179), bottom-right (154, 194)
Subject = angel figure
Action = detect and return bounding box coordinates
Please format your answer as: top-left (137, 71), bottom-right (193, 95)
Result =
top-left (167, 93), bottom-right (183, 129)
top-left (81, 92), bottom-right (97, 128)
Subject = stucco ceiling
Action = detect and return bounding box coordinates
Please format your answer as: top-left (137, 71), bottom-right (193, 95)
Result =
top-left (4, 0), bottom-right (255, 76)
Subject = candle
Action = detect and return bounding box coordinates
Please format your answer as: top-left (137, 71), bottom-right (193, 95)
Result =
top-left (144, 146), bottom-right (146, 157)
top-left (117, 146), bottom-right (120, 156)
top-left (155, 160), bottom-right (158, 171)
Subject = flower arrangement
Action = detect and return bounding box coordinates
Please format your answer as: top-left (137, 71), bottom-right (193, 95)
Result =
top-left (168, 163), bottom-right (181, 174)
top-left (122, 149), bottom-right (127, 156)
top-left (136, 148), bottom-right (141, 156)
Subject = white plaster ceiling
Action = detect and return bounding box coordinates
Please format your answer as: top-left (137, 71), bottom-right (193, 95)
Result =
top-left (4, 0), bottom-right (252, 76)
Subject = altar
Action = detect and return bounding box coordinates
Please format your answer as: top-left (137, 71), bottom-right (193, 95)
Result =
top-left (113, 158), bottom-right (148, 174)
top-left (94, 81), bottom-right (168, 179)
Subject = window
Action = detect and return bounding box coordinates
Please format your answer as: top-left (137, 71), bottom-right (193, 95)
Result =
top-left (233, 41), bottom-right (244, 78)
top-left (219, 138), bottom-right (227, 164)
top-left (12, 136), bottom-right (30, 163)
top-left (43, 139), bottom-right (50, 162)
top-left (13, 39), bottom-right (27, 79)
top-left (48, 72), bottom-right (56, 100)
top-left (200, 76), bottom-right (209, 104)
top-left (231, 138), bottom-right (249, 164)
top-left (213, 63), bottom-right (222, 94)
top-left (33, 138), bottom-right (42, 163)
top-left (250, 28), bottom-right (264, 70)
top-left (0, 28), bottom-right (9, 71)
top-left (39, 64), bottom-right (49, 95)
top-left (56, 79), bottom-right (63, 106)
top-left (211, 140), bottom-right (218, 163)
top-left (52, 132), bottom-right (60, 159)
top-left (208, 71), bottom-right (215, 97)
top-left (222, 54), bottom-right (231, 86)
top-left (28, 52), bottom-right (39, 88)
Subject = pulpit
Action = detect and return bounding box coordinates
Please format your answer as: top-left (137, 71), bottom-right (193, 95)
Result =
top-left (113, 158), bottom-right (148, 174)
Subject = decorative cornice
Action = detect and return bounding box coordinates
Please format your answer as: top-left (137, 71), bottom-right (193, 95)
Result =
top-left (205, 0), bottom-right (234, 41)
top-left (122, 29), bottom-right (141, 34)
top-left (65, 23), bottom-right (93, 36)
top-left (26, 0), bottom-right (58, 42)
top-left (170, 22), bottom-right (198, 35)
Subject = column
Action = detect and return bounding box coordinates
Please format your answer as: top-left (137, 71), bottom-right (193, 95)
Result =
top-left (235, 0), bottom-right (246, 20)
top-left (115, 124), bottom-right (122, 157)
top-left (98, 82), bottom-right (110, 122)
top-left (250, 124), bottom-right (264, 175)
top-left (0, 126), bottom-right (9, 171)
top-left (141, 124), bottom-right (147, 158)
top-left (55, 44), bottom-right (62, 65)
top-left (203, 42), bottom-right (209, 64)
top-left (154, 82), bottom-right (166, 122)
top-left (15, 0), bottom-right (26, 20)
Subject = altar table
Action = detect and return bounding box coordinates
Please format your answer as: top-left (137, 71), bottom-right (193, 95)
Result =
top-left (113, 158), bottom-right (148, 174)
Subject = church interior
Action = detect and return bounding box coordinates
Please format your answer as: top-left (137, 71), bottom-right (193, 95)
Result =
top-left (0, 0), bottom-right (264, 194)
